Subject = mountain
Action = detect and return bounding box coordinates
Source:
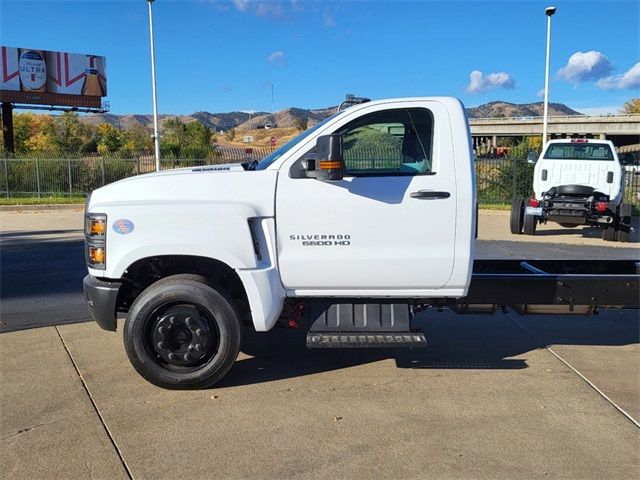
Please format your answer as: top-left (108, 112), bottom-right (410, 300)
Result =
top-left (466, 101), bottom-right (581, 118)
top-left (81, 101), bottom-right (582, 131)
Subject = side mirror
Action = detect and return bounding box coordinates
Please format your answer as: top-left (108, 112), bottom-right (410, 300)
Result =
top-left (526, 151), bottom-right (538, 164)
top-left (315, 134), bottom-right (344, 181)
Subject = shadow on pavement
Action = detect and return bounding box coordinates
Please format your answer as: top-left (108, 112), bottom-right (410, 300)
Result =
top-left (533, 217), bottom-right (639, 242)
top-left (219, 309), bottom-right (639, 388)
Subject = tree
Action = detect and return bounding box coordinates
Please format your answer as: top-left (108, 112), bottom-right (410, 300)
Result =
top-left (96, 124), bottom-right (122, 153)
top-left (294, 117), bottom-right (308, 132)
top-left (185, 120), bottom-right (211, 146)
top-left (620, 98), bottom-right (640, 114)
top-left (52, 112), bottom-right (85, 153)
top-left (121, 124), bottom-right (153, 152)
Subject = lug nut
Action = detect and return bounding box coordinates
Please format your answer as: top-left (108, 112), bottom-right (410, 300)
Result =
top-left (195, 329), bottom-right (203, 336)
top-left (185, 317), bottom-right (192, 327)
top-left (157, 326), bottom-right (164, 334)
top-left (188, 344), bottom-right (195, 351)
top-left (168, 353), bottom-right (177, 361)
top-left (194, 343), bottom-right (202, 352)
top-left (157, 342), bottom-right (165, 349)
top-left (183, 353), bottom-right (191, 361)
top-left (169, 316), bottom-right (176, 325)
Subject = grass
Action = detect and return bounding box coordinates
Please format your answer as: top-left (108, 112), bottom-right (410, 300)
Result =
top-left (0, 196), bottom-right (86, 205)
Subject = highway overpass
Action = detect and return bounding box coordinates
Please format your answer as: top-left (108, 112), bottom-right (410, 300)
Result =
top-left (469, 114), bottom-right (640, 154)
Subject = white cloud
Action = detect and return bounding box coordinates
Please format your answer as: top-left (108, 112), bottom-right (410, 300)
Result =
top-left (267, 50), bottom-right (286, 66)
top-left (323, 11), bottom-right (336, 27)
top-left (596, 62), bottom-right (640, 90)
top-left (466, 70), bottom-right (515, 93)
top-left (232, 0), bottom-right (249, 12)
top-left (231, 0), bottom-right (297, 18)
top-left (556, 51), bottom-right (613, 84)
top-left (536, 88), bottom-right (545, 98)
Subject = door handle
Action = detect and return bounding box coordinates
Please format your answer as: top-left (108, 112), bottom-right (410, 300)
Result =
top-left (410, 190), bottom-right (451, 199)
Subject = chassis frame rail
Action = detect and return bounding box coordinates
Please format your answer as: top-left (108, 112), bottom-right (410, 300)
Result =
top-left (453, 260), bottom-right (640, 311)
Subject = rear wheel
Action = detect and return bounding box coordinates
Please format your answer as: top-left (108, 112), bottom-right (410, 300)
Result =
top-left (510, 197), bottom-right (525, 234)
top-left (124, 274), bottom-right (241, 389)
top-left (523, 214), bottom-right (537, 235)
top-left (618, 203), bottom-right (632, 243)
top-left (602, 223), bottom-right (618, 242)
top-left (559, 223), bottom-right (579, 228)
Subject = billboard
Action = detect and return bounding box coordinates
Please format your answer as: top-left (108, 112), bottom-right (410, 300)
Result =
top-left (0, 46), bottom-right (107, 108)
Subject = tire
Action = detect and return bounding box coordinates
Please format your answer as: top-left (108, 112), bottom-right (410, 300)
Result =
top-left (602, 225), bottom-right (617, 242)
top-left (523, 214), bottom-right (537, 235)
top-left (124, 274), bottom-right (241, 389)
top-left (558, 223), bottom-right (579, 228)
top-left (510, 197), bottom-right (525, 234)
top-left (556, 184), bottom-right (595, 196)
top-left (618, 203), bottom-right (632, 243)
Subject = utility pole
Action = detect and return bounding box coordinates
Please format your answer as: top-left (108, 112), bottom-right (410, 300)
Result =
top-left (542, 6), bottom-right (556, 145)
top-left (147, 0), bottom-right (161, 171)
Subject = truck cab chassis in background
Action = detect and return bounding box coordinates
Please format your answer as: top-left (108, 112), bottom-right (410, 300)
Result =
top-left (82, 97), bottom-right (639, 389)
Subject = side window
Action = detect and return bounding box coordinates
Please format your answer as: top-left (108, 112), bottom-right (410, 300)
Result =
top-left (338, 108), bottom-right (433, 176)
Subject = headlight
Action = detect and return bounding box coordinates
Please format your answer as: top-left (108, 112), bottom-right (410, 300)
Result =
top-left (85, 213), bottom-right (107, 269)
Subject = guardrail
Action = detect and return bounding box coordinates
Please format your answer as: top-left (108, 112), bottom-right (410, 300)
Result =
top-left (469, 114), bottom-right (640, 123)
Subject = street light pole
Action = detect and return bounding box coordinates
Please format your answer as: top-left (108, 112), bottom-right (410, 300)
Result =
top-left (542, 6), bottom-right (556, 145)
top-left (147, 0), bottom-right (161, 171)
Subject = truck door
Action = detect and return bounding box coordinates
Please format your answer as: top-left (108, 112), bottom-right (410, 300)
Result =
top-left (275, 103), bottom-right (457, 293)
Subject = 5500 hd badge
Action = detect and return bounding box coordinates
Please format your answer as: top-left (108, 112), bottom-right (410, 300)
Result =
top-left (290, 234), bottom-right (351, 246)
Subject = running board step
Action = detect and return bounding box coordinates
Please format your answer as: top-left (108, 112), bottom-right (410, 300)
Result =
top-left (307, 332), bottom-right (427, 349)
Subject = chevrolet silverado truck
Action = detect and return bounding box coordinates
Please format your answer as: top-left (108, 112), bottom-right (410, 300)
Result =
top-left (510, 139), bottom-right (632, 242)
top-left (83, 97), bottom-right (639, 389)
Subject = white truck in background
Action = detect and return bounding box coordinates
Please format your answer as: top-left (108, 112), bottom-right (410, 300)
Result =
top-left (510, 139), bottom-right (633, 241)
top-left (83, 97), bottom-right (639, 389)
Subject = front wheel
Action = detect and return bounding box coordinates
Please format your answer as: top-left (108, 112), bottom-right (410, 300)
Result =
top-left (124, 274), bottom-right (241, 389)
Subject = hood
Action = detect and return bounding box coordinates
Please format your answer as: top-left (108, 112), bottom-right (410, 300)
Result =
top-left (88, 162), bottom-right (277, 211)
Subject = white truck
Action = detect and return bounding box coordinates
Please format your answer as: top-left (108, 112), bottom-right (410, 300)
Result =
top-left (510, 139), bottom-right (633, 242)
top-left (83, 97), bottom-right (639, 389)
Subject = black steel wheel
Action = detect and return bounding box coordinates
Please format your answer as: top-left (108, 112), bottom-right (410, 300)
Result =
top-left (618, 203), bottom-right (632, 243)
top-left (523, 214), bottom-right (537, 235)
top-left (510, 197), bottom-right (525, 234)
top-left (124, 274), bottom-right (241, 389)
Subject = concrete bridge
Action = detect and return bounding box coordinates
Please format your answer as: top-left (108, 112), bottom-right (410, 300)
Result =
top-left (469, 114), bottom-right (640, 154)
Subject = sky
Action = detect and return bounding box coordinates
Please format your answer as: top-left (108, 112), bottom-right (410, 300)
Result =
top-left (1, 0), bottom-right (638, 115)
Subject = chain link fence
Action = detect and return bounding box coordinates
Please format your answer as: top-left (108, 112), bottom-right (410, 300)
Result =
top-left (1, 150), bottom-right (639, 209)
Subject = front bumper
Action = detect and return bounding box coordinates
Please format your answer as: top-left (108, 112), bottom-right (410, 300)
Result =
top-left (83, 275), bottom-right (122, 331)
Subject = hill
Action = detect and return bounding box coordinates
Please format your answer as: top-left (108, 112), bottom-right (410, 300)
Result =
top-left (466, 101), bottom-right (580, 118)
top-left (81, 101), bottom-right (582, 132)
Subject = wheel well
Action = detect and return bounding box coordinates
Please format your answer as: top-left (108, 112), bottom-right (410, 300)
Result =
top-left (117, 255), bottom-right (251, 325)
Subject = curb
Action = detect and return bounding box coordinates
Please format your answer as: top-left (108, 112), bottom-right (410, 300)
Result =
top-left (0, 204), bottom-right (84, 213)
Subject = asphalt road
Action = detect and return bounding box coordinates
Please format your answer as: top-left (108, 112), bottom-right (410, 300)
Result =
top-left (0, 227), bottom-right (638, 332)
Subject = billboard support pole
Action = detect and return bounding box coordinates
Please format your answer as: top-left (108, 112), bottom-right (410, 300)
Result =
top-left (1, 103), bottom-right (14, 153)
top-left (147, 0), bottom-right (161, 171)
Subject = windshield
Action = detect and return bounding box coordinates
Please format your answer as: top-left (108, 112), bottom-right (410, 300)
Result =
top-left (543, 143), bottom-right (614, 161)
top-left (254, 113), bottom-right (338, 170)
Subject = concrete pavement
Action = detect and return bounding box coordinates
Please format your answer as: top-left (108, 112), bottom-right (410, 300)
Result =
top-left (1, 311), bottom-right (638, 479)
top-left (1, 208), bottom-right (639, 479)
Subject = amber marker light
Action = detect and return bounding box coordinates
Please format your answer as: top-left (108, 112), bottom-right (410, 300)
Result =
top-left (89, 246), bottom-right (105, 265)
top-left (319, 161), bottom-right (342, 170)
top-left (89, 218), bottom-right (106, 236)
